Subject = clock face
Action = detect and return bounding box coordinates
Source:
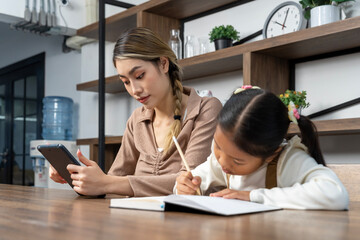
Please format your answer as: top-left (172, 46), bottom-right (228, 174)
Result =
top-left (264, 3), bottom-right (305, 38)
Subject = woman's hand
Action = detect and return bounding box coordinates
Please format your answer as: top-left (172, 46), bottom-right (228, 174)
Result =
top-left (210, 189), bottom-right (251, 201)
top-left (67, 149), bottom-right (109, 196)
top-left (176, 171), bottom-right (202, 195)
top-left (49, 164), bottom-right (67, 184)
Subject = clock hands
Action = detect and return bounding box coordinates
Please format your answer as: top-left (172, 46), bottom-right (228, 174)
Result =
top-left (272, 8), bottom-right (290, 30)
top-left (272, 21), bottom-right (286, 28)
top-left (282, 8), bottom-right (290, 30)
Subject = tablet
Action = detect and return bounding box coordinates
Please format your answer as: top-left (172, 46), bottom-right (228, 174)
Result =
top-left (37, 143), bottom-right (81, 190)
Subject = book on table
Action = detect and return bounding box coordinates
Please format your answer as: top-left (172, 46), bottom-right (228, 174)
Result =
top-left (110, 195), bottom-right (281, 216)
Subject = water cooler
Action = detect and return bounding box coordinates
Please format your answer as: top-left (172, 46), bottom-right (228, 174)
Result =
top-left (30, 96), bottom-right (77, 189)
top-left (30, 140), bottom-right (77, 189)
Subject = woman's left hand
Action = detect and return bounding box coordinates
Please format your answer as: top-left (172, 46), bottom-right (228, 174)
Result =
top-left (67, 149), bottom-right (108, 196)
top-left (210, 189), bottom-right (251, 201)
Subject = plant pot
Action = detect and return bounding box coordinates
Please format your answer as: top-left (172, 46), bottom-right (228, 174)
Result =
top-left (310, 5), bottom-right (341, 27)
top-left (214, 38), bottom-right (233, 50)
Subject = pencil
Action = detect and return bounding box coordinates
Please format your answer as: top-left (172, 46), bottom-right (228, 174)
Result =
top-left (172, 136), bottom-right (201, 195)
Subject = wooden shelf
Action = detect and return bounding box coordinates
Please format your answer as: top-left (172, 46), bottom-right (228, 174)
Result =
top-left (144, 0), bottom-right (240, 19)
top-left (76, 75), bottom-right (125, 93)
top-left (77, 136), bottom-right (123, 173)
top-left (288, 118), bottom-right (360, 136)
top-left (77, 0), bottom-right (242, 42)
top-left (252, 15), bottom-right (360, 59)
top-left (76, 136), bottom-right (123, 145)
top-left (76, 46), bottom-right (244, 93)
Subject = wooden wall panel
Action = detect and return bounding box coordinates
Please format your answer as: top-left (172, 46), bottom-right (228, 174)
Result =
top-left (243, 52), bottom-right (289, 95)
top-left (137, 11), bottom-right (180, 44)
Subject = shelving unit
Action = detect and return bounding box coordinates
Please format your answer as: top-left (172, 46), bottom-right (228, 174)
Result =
top-left (77, 15), bottom-right (360, 94)
top-left (76, 0), bottom-right (360, 151)
top-left (77, 136), bottom-right (123, 173)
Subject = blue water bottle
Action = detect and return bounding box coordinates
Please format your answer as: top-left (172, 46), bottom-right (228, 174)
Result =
top-left (42, 96), bottom-right (73, 140)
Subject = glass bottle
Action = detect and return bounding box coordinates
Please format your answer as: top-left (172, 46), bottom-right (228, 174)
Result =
top-left (168, 29), bottom-right (182, 59)
top-left (198, 37), bottom-right (210, 54)
top-left (184, 35), bottom-right (196, 58)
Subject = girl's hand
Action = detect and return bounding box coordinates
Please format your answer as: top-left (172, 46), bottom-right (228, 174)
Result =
top-left (176, 171), bottom-right (202, 195)
top-left (210, 189), bottom-right (251, 201)
top-left (67, 149), bottom-right (108, 196)
top-left (49, 164), bottom-right (67, 184)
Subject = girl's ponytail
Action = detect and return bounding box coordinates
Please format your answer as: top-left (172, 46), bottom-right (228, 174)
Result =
top-left (297, 116), bottom-right (326, 166)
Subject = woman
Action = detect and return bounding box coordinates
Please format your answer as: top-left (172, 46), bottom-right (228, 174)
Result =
top-left (50, 28), bottom-right (222, 197)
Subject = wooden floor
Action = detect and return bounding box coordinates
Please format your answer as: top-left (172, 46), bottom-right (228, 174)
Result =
top-left (0, 184), bottom-right (359, 240)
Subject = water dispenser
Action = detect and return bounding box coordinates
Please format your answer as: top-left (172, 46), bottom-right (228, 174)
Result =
top-left (42, 96), bottom-right (74, 140)
top-left (30, 139), bottom-right (77, 189)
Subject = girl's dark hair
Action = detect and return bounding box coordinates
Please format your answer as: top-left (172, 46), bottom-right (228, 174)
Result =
top-left (218, 88), bottom-right (325, 165)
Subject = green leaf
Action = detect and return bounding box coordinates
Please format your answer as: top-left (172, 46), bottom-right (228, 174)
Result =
top-left (278, 89), bottom-right (310, 109)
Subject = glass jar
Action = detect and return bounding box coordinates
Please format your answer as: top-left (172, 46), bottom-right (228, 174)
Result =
top-left (168, 29), bottom-right (182, 59)
top-left (198, 37), bottom-right (210, 54)
top-left (184, 35), bottom-right (196, 58)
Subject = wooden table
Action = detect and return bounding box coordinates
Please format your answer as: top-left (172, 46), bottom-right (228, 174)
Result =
top-left (1, 184), bottom-right (359, 240)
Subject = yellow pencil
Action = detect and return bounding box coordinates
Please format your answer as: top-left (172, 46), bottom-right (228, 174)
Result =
top-left (172, 136), bottom-right (201, 195)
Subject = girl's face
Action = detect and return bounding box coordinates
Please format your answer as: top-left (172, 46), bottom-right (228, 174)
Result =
top-left (213, 125), bottom-right (271, 176)
top-left (115, 57), bottom-right (171, 109)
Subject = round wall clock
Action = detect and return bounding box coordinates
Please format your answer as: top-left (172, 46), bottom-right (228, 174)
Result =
top-left (263, 1), bottom-right (307, 39)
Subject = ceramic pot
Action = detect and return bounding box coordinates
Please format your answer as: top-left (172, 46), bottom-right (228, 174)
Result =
top-left (310, 5), bottom-right (341, 27)
top-left (214, 38), bottom-right (233, 50)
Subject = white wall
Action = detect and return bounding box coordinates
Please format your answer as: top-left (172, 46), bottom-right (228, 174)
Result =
top-left (78, 0), bottom-right (360, 163)
top-left (0, 21), bottom-right (81, 139)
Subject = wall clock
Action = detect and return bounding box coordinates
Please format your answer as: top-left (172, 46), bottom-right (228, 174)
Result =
top-left (263, 1), bottom-right (307, 39)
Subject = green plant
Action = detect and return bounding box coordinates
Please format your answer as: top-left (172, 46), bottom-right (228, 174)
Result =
top-left (279, 90), bottom-right (310, 110)
top-left (299, 0), bottom-right (354, 20)
top-left (209, 25), bottom-right (240, 43)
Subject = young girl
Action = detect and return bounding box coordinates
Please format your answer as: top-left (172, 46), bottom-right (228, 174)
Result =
top-left (176, 86), bottom-right (349, 210)
top-left (50, 28), bottom-right (222, 197)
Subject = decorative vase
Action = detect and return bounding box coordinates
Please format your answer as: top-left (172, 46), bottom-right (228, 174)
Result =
top-left (214, 38), bottom-right (233, 50)
top-left (310, 5), bottom-right (341, 27)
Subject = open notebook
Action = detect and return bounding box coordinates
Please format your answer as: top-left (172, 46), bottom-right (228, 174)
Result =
top-left (110, 195), bottom-right (281, 216)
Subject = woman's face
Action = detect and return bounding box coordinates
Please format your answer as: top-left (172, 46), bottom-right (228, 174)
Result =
top-left (115, 57), bottom-right (171, 109)
top-left (213, 125), bottom-right (267, 176)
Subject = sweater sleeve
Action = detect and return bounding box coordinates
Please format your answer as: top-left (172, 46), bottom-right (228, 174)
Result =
top-left (174, 150), bottom-right (227, 195)
top-left (250, 148), bottom-right (349, 210)
top-left (129, 97), bottom-right (223, 197)
top-left (193, 150), bottom-right (228, 195)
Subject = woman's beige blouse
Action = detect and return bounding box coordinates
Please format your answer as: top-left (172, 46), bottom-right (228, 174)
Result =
top-left (108, 87), bottom-right (222, 196)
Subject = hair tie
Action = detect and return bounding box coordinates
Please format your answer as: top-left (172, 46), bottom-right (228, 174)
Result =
top-left (174, 115), bottom-right (181, 120)
top-left (234, 85), bottom-right (260, 94)
top-left (288, 101), bottom-right (300, 125)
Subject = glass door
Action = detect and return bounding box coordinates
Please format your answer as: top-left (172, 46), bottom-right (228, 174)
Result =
top-left (0, 82), bottom-right (10, 183)
top-left (0, 53), bottom-right (44, 185)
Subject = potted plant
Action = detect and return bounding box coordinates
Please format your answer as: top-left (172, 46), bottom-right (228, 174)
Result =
top-left (209, 25), bottom-right (240, 50)
top-left (279, 90), bottom-right (310, 114)
top-left (299, 0), bottom-right (354, 27)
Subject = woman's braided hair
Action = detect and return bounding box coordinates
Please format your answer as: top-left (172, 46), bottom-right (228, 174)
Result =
top-left (113, 27), bottom-right (183, 154)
